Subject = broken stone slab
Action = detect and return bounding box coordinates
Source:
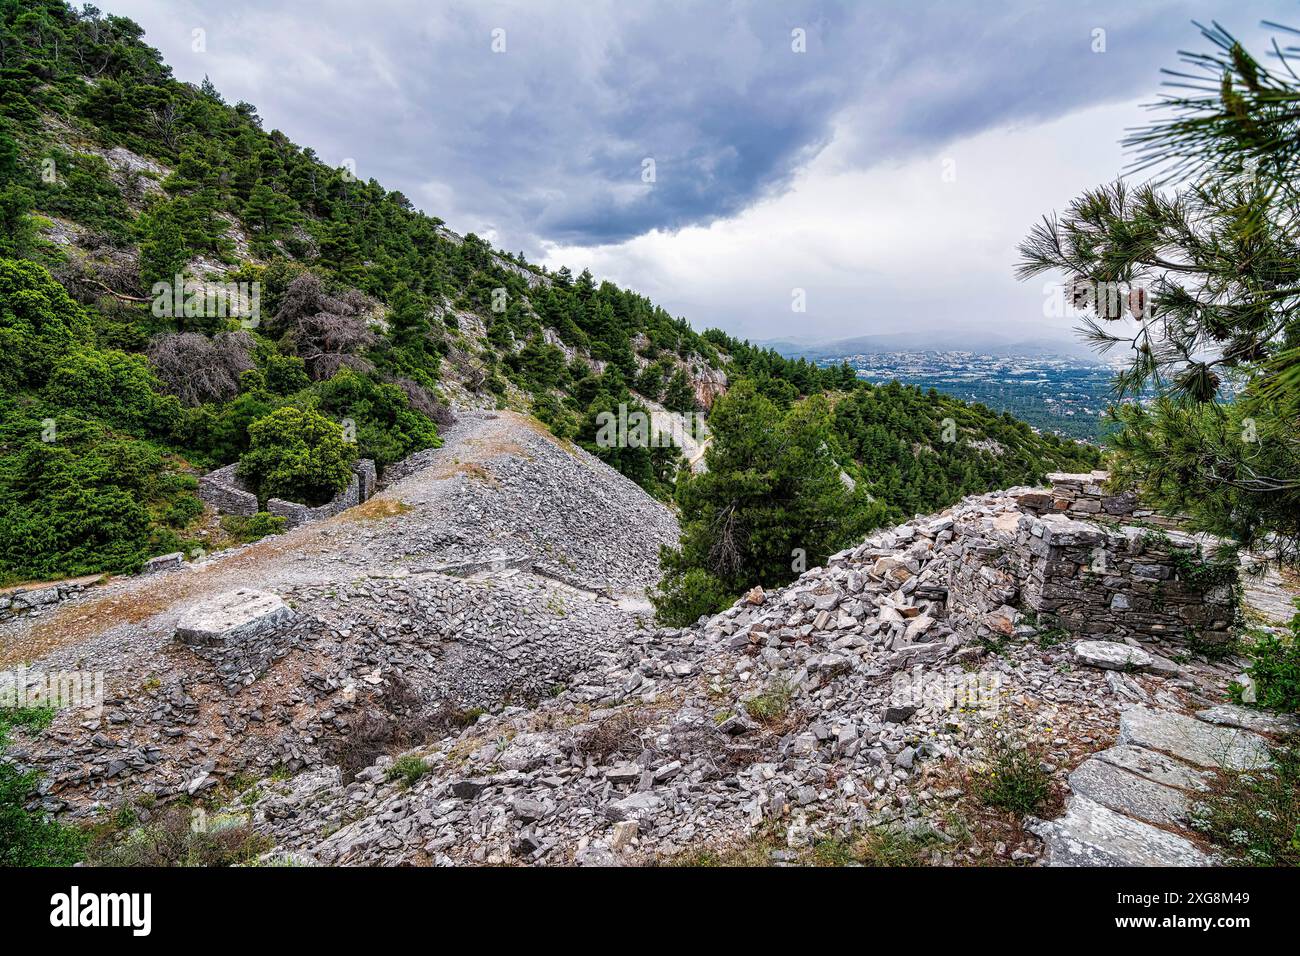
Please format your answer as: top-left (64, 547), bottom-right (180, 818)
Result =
top-left (11, 586), bottom-right (59, 608)
top-left (450, 779), bottom-right (489, 801)
top-left (575, 845), bottom-right (619, 867)
top-left (1068, 757), bottom-right (1190, 830)
top-left (1118, 706), bottom-right (1269, 771)
top-left (425, 552), bottom-right (535, 577)
top-left (604, 763), bottom-right (641, 785)
top-left (1195, 703), bottom-right (1300, 737)
top-left (1072, 640), bottom-right (1152, 671)
top-left (174, 588), bottom-right (295, 647)
top-left (609, 819), bottom-right (638, 851)
top-left (510, 796), bottom-right (547, 823)
top-left (1014, 490), bottom-right (1053, 511)
top-left (144, 551), bottom-right (185, 574)
top-left (887, 640), bottom-right (948, 668)
top-left (1093, 744), bottom-right (1212, 791)
top-left (605, 791), bottom-right (662, 822)
top-left (883, 702), bottom-right (918, 723)
top-left (717, 714), bottom-right (755, 736)
top-left (1144, 652), bottom-right (1182, 678)
top-left (903, 614), bottom-right (935, 641)
top-left (985, 604), bottom-right (1019, 636)
top-left (1029, 795), bottom-right (1211, 866)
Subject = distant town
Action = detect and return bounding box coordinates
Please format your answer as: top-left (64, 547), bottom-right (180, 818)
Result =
top-left (813, 351), bottom-right (1118, 441)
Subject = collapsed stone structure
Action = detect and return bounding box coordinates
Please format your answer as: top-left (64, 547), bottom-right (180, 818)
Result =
top-left (949, 474), bottom-right (1237, 648)
top-left (1024, 470), bottom-right (1141, 521)
top-left (210, 472), bottom-right (1258, 866)
top-left (198, 458), bottom-right (378, 529)
top-left (196, 463), bottom-right (257, 515)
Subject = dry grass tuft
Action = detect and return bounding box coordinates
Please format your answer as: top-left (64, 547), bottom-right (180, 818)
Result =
top-left (342, 497), bottom-right (414, 521)
top-left (575, 710), bottom-right (652, 762)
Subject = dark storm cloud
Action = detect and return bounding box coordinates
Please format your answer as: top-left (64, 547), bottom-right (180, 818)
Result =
top-left (107, 0), bottom-right (1283, 253)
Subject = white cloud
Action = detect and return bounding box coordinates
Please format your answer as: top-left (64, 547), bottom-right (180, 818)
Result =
top-left (539, 96), bottom-right (1147, 343)
top-left (100, 0), bottom-right (1285, 345)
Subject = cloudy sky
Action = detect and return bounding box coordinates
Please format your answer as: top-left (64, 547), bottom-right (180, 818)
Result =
top-left (105, 0), bottom-right (1287, 346)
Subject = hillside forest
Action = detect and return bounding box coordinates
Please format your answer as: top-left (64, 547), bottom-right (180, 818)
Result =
top-left (0, 0), bottom-right (1097, 608)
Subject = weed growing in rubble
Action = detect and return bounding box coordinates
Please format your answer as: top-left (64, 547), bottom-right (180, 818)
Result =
top-left (811, 825), bottom-right (950, 866)
top-left (1187, 627), bottom-right (1241, 663)
top-left (972, 729), bottom-right (1053, 817)
top-left (744, 682), bottom-right (793, 726)
top-left (1029, 612), bottom-right (1069, 648)
top-left (977, 632), bottom-right (1013, 657)
top-left (84, 805), bottom-right (270, 867)
top-left (666, 822), bottom-right (955, 867)
top-left (1231, 605), bottom-right (1300, 713)
top-left (386, 755), bottom-right (434, 788)
top-left (219, 511), bottom-right (286, 544)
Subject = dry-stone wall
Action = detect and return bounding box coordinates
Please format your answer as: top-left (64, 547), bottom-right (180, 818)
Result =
top-left (199, 459), bottom-right (379, 529)
top-left (197, 463), bottom-right (258, 517)
top-left (1017, 470), bottom-right (1182, 529)
top-left (0, 579), bottom-right (95, 623)
top-left (949, 474), bottom-right (1236, 647)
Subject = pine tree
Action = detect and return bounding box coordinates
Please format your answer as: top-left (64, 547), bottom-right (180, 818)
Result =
top-left (663, 367), bottom-right (694, 412)
top-left (652, 381), bottom-right (883, 625)
top-left (243, 181), bottom-right (297, 245)
top-left (386, 284), bottom-right (431, 348)
top-left (1018, 23), bottom-right (1300, 561)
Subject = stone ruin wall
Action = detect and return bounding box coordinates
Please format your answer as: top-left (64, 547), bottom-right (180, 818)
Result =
top-left (948, 473), bottom-right (1237, 648)
top-left (5, 460), bottom-right (381, 623)
top-left (197, 463), bottom-right (258, 517)
top-left (199, 459), bottom-right (379, 530)
top-left (0, 579), bottom-right (95, 624)
top-left (1018, 469), bottom-right (1182, 529)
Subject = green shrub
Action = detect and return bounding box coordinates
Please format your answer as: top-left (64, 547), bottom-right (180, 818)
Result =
top-left (219, 511), bottom-right (287, 544)
top-left (260, 349), bottom-right (312, 395)
top-left (0, 410), bottom-right (199, 581)
top-left (650, 566), bottom-right (734, 627)
top-left (744, 682), bottom-right (793, 727)
top-left (182, 389), bottom-right (281, 464)
top-left (0, 184), bottom-right (37, 258)
top-left (311, 368), bottom-right (440, 471)
top-left (43, 348), bottom-right (181, 439)
top-left (385, 755), bottom-right (433, 788)
top-left (239, 406), bottom-right (357, 505)
top-left (0, 258), bottom-right (93, 391)
top-left (0, 707), bottom-right (87, 866)
top-left (1232, 606), bottom-right (1300, 713)
top-left (652, 382), bottom-right (883, 624)
top-left (154, 473), bottom-right (203, 528)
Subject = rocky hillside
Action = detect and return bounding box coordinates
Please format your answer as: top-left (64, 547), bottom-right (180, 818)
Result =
top-left (221, 484), bottom-right (1288, 868)
top-left (7, 440), bottom-right (1293, 866)
top-left (1, 411), bottom-right (679, 813)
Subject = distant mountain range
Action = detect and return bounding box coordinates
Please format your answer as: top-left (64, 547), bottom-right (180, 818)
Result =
top-left (760, 331), bottom-right (1101, 362)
